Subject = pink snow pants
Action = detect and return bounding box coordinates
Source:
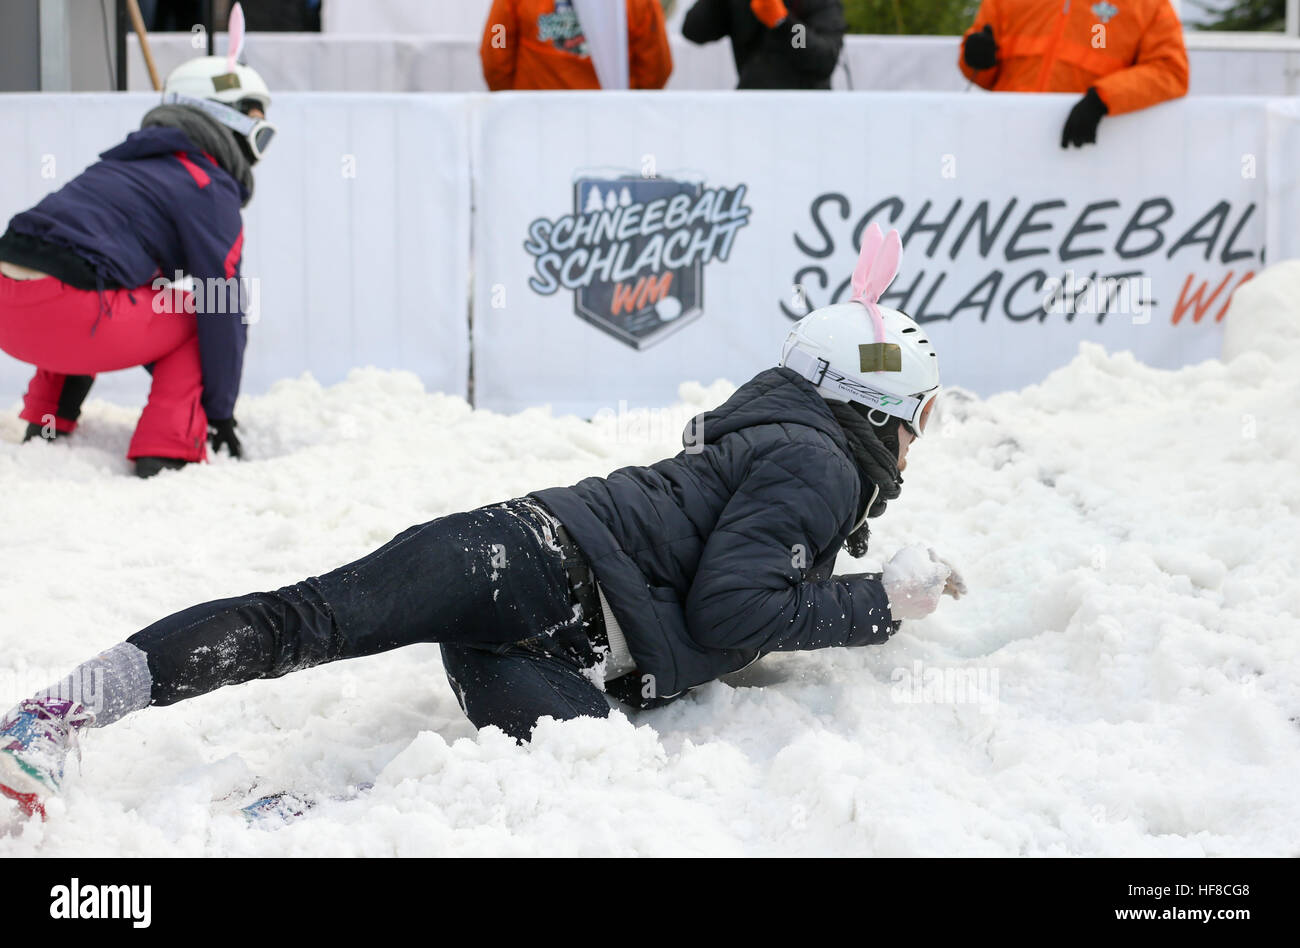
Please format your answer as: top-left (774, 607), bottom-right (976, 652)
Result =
top-left (0, 272), bottom-right (207, 461)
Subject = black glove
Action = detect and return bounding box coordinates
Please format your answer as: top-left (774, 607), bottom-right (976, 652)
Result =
top-left (963, 24), bottom-right (998, 71)
top-left (208, 417), bottom-right (242, 459)
top-left (1061, 87), bottom-right (1108, 148)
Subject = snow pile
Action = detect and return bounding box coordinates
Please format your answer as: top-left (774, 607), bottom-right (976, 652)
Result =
top-left (1, 265), bottom-right (1298, 856)
top-left (1223, 259), bottom-right (1300, 364)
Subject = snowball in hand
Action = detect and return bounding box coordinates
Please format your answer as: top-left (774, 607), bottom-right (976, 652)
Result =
top-left (882, 545), bottom-right (951, 621)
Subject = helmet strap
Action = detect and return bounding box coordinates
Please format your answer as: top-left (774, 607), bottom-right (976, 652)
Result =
top-left (163, 92), bottom-right (255, 135)
top-left (785, 345), bottom-right (922, 421)
top-left (782, 345), bottom-right (828, 387)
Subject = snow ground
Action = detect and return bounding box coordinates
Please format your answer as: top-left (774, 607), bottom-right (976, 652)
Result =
top-left (2, 265), bottom-right (1298, 857)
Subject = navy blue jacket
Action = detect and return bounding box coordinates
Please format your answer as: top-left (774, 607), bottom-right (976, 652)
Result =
top-left (534, 367), bottom-right (896, 706)
top-left (6, 127), bottom-right (248, 420)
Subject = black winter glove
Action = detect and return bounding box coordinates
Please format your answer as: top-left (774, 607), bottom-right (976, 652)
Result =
top-left (1061, 87), bottom-right (1108, 149)
top-left (208, 417), bottom-right (242, 459)
top-left (963, 24), bottom-right (998, 71)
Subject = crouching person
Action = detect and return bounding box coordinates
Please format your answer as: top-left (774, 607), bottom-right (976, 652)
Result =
top-left (0, 55), bottom-right (274, 476)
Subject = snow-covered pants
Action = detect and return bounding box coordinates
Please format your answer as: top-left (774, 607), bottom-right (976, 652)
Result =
top-left (126, 499), bottom-right (612, 741)
top-left (0, 272), bottom-right (208, 461)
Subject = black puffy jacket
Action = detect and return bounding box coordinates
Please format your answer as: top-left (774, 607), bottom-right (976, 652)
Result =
top-left (681, 0), bottom-right (846, 90)
top-left (533, 367), bottom-right (895, 707)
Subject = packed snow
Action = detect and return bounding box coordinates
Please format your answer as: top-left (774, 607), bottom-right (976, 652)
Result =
top-left (1, 263), bottom-right (1298, 856)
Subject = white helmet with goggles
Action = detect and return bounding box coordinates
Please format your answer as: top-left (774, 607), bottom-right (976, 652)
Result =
top-left (161, 31), bottom-right (274, 161)
top-left (780, 224), bottom-right (940, 437)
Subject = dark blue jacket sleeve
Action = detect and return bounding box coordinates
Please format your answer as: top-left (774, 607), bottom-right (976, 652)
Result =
top-left (684, 438), bottom-right (895, 652)
top-left (178, 203), bottom-right (247, 421)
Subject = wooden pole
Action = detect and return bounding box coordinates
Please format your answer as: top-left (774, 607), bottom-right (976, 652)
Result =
top-left (125, 0), bottom-right (161, 91)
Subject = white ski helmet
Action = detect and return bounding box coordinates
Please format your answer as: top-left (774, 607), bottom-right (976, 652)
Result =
top-left (163, 56), bottom-right (271, 112)
top-left (780, 225), bottom-right (941, 436)
top-left (161, 56), bottom-right (275, 160)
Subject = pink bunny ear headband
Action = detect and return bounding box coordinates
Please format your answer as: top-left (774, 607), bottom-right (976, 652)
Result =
top-left (850, 223), bottom-right (903, 373)
top-left (782, 221), bottom-right (939, 437)
top-left (226, 3), bottom-right (246, 72)
top-left (209, 3), bottom-right (253, 109)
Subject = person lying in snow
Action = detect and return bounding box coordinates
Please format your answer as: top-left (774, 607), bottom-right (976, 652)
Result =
top-left (0, 225), bottom-right (963, 820)
top-left (0, 49), bottom-right (272, 478)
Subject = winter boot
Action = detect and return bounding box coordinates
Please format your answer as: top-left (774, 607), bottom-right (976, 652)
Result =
top-left (22, 422), bottom-right (67, 443)
top-left (134, 457), bottom-right (189, 479)
top-left (0, 698), bottom-right (95, 819)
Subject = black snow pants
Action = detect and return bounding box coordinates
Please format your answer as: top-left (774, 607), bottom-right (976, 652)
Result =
top-left (127, 498), bottom-right (612, 740)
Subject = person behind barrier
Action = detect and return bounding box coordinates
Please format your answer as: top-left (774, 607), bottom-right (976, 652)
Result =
top-left (0, 55), bottom-right (272, 478)
top-left (481, 0), bottom-right (674, 90)
top-left (682, 0), bottom-right (846, 90)
top-left (958, 0), bottom-right (1189, 148)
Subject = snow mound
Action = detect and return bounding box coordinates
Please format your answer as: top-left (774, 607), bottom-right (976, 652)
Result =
top-left (1223, 259), bottom-right (1300, 363)
top-left (2, 316), bottom-right (1298, 854)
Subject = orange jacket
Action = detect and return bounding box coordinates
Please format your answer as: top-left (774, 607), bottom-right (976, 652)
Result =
top-left (481, 0), bottom-right (673, 91)
top-left (958, 0), bottom-right (1189, 115)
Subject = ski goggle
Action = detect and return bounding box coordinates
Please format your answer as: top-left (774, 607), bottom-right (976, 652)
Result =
top-left (867, 384), bottom-right (938, 439)
top-left (901, 388), bottom-right (940, 439)
top-left (162, 92), bottom-right (277, 160)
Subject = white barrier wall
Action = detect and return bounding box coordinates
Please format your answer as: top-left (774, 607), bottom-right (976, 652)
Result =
top-left (0, 93), bottom-right (471, 408)
top-left (471, 92), bottom-right (1296, 415)
top-left (323, 0), bottom-right (496, 36)
top-left (316, 0), bottom-right (1225, 34)
top-left (1, 91), bottom-right (1297, 420)
top-left (127, 33), bottom-right (1300, 96)
top-left (1266, 98), bottom-right (1300, 258)
top-left (128, 34), bottom-right (739, 95)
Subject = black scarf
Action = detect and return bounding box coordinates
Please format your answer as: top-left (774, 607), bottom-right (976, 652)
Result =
top-left (141, 104), bottom-right (255, 207)
top-left (827, 400), bottom-right (904, 557)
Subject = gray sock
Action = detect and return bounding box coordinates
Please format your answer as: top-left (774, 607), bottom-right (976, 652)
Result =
top-left (32, 642), bottom-right (153, 728)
